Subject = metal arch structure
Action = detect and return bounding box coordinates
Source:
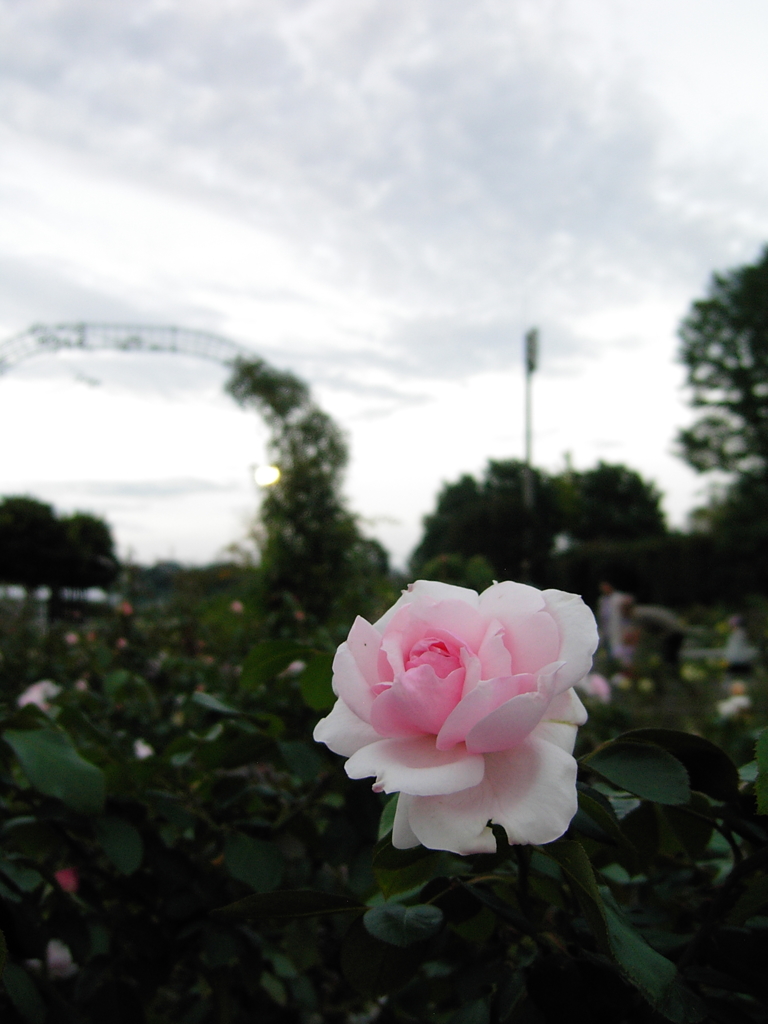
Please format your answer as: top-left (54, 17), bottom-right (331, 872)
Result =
top-left (0, 323), bottom-right (254, 375)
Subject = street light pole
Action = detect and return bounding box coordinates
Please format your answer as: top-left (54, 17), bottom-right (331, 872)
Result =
top-left (523, 327), bottom-right (538, 511)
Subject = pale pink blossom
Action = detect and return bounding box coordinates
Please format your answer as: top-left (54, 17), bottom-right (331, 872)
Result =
top-left (17, 680), bottom-right (61, 711)
top-left (116, 637), bottom-right (128, 650)
top-left (64, 632), bottom-right (79, 646)
top-left (314, 580), bottom-right (597, 855)
top-left (27, 940), bottom-right (78, 980)
top-left (118, 601), bottom-right (134, 616)
top-left (133, 738), bottom-right (155, 760)
top-left (230, 600), bottom-right (244, 613)
top-left (576, 673), bottom-right (612, 703)
top-left (75, 679), bottom-right (89, 692)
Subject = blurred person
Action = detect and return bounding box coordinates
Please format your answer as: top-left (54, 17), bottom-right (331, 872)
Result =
top-left (623, 598), bottom-right (687, 668)
top-left (723, 615), bottom-right (758, 677)
top-left (598, 581), bottom-right (633, 662)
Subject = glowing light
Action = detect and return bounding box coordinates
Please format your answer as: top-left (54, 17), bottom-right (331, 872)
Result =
top-left (253, 464), bottom-right (281, 487)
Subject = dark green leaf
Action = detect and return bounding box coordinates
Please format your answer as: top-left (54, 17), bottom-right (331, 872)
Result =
top-left (224, 833), bottom-right (284, 892)
top-left (0, 859), bottom-right (43, 892)
top-left (373, 834), bottom-right (442, 898)
top-left (363, 903), bottom-right (443, 947)
top-left (378, 794), bottom-right (398, 840)
top-left (447, 997), bottom-right (491, 1024)
top-left (541, 840), bottom-right (610, 953)
top-left (277, 740), bottom-right (325, 783)
top-left (299, 652), bottom-right (335, 711)
top-left (0, 929), bottom-right (6, 978)
top-left (623, 729), bottom-right (739, 804)
top-left (212, 889), bottom-right (364, 922)
top-left (191, 692), bottom-right (240, 716)
top-left (755, 729), bottom-right (768, 815)
top-left (582, 740), bottom-right (690, 805)
top-left (94, 816), bottom-right (143, 875)
top-left (240, 641), bottom-right (309, 691)
top-left (341, 914), bottom-right (421, 996)
top-left (2, 964), bottom-right (46, 1024)
top-left (3, 728), bottom-right (105, 814)
top-left (727, 874), bottom-right (768, 925)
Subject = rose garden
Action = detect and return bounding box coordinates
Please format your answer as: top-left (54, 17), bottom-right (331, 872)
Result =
top-left (2, 252), bottom-right (768, 1023)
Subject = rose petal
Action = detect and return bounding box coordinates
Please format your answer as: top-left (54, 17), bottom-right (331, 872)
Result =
top-left (542, 589), bottom-right (599, 693)
top-left (313, 698), bottom-right (382, 756)
top-left (344, 736), bottom-right (485, 796)
top-left (369, 665), bottom-right (465, 737)
top-left (479, 580), bottom-right (545, 618)
top-left (374, 580), bottom-right (480, 631)
top-left (530, 688), bottom-right (588, 754)
top-left (332, 642), bottom-right (375, 721)
top-left (436, 671), bottom-right (541, 749)
top-left (405, 736), bottom-right (578, 854)
top-left (392, 794), bottom-right (420, 849)
top-left (477, 619), bottom-right (513, 679)
top-left (464, 667), bottom-right (561, 753)
top-left (346, 616), bottom-right (384, 688)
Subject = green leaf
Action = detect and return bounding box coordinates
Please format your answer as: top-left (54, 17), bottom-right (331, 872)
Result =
top-left (622, 729), bottom-right (739, 804)
top-left (727, 874), bottom-right (768, 925)
top-left (755, 729), bottom-right (768, 815)
top-left (299, 652), bottom-right (335, 711)
top-left (94, 816), bottom-right (144, 875)
top-left (373, 834), bottom-right (442, 898)
top-left (277, 740), bottom-right (325, 783)
top-left (582, 740), bottom-right (690, 805)
top-left (448, 998), bottom-right (491, 1024)
top-left (363, 903), bottom-right (443, 947)
top-left (0, 859), bottom-right (43, 892)
top-left (341, 914), bottom-right (421, 996)
top-left (542, 842), bottom-right (702, 1021)
top-left (575, 785), bottom-right (632, 852)
top-left (240, 641), bottom-right (309, 691)
top-left (212, 889), bottom-right (364, 922)
top-left (378, 794), bottom-right (398, 840)
top-left (2, 964), bottom-right (46, 1024)
top-left (4, 727), bottom-right (105, 814)
top-left (191, 692), bottom-right (240, 716)
top-left (542, 840), bottom-right (610, 953)
top-left (224, 833), bottom-right (284, 893)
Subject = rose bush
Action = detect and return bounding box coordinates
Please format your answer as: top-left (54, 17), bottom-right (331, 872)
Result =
top-left (314, 579), bottom-right (598, 855)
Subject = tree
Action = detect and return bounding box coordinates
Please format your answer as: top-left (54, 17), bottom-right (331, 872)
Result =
top-left (557, 462), bottom-right (666, 543)
top-left (677, 245), bottom-right (768, 476)
top-left (226, 357), bottom-right (387, 635)
top-left (410, 460), bottom-right (562, 584)
top-left (0, 497), bottom-right (118, 606)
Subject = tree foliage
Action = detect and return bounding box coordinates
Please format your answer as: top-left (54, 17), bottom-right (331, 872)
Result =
top-left (678, 246), bottom-right (768, 476)
top-left (411, 460), bottom-right (665, 586)
top-left (225, 358), bottom-right (389, 635)
top-left (0, 497), bottom-right (118, 594)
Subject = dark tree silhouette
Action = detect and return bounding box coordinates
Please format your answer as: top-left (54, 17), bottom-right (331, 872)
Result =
top-left (559, 462), bottom-right (666, 543)
top-left (678, 246), bottom-right (768, 477)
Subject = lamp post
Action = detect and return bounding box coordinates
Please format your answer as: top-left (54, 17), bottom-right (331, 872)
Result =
top-left (523, 327), bottom-right (538, 511)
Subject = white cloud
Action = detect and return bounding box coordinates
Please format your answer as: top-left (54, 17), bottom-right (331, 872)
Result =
top-left (1, 0), bottom-right (768, 565)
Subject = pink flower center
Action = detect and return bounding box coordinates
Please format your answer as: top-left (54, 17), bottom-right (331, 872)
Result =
top-left (405, 637), bottom-right (462, 679)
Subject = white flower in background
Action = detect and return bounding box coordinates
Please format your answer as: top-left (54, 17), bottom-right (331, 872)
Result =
top-left (17, 680), bottom-right (61, 710)
top-left (133, 738), bottom-right (155, 760)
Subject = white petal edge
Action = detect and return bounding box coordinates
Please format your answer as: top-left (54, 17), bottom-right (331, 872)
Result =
top-left (344, 736), bottom-right (485, 796)
top-left (542, 589), bottom-right (599, 693)
top-left (373, 580), bottom-right (479, 631)
top-left (392, 794), bottom-right (421, 849)
top-left (405, 735), bottom-right (578, 854)
top-left (313, 698), bottom-right (381, 757)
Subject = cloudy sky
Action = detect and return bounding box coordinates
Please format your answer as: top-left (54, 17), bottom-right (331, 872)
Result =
top-left (1, 0), bottom-right (767, 566)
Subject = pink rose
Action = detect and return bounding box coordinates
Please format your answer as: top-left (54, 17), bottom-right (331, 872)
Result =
top-left (54, 867), bottom-right (79, 893)
top-left (314, 580), bottom-right (597, 855)
top-left (576, 672), bottom-right (612, 703)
